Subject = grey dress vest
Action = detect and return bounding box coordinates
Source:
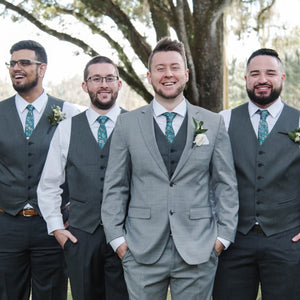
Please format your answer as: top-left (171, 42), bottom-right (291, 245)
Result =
top-left (0, 95), bottom-right (65, 215)
top-left (66, 111), bottom-right (125, 234)
top-left (228, 103), bottom-right (300, 236)
top-left (154, 114), bottom-right (188, 178)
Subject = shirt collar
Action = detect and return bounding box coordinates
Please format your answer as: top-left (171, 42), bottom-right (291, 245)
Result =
top-left (15, 91), bottom-right (48, 114)
top-left (86, 103), bottom-right (121, 125)
top-left (153, 98), bottom-right (187, 118)
top-left (248, 97), bottom-right (284, 119)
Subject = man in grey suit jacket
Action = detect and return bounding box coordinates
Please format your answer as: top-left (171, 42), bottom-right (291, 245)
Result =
top-left (38, 56), bottom-right (128, 300)
top-left (213, 49), bottom-right (300, 300)
top-left (0, 40), bottom-right (79, 300)
top-left (101, 37), bottom-right (239, 300)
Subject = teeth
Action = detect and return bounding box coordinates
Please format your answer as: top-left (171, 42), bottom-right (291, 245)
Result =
top-left (163, 83), bottom-right (174, 86)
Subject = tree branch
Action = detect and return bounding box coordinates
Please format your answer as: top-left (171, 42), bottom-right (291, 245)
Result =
top-left (0, 0), bottom-right (98, 57)
top-left (0, 0), bottom-right (153, 102)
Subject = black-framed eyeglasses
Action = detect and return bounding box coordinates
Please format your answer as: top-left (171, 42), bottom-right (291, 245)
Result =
top-left (86, 75), bottom-right (119, 84)
top-left (5, 59), bottom-right (44, 69)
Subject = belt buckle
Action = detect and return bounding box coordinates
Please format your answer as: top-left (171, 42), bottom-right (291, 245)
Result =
top-left (23, 209), bottom-right (32, 217)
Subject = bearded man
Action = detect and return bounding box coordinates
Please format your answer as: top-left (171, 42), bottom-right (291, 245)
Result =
top-left (0, 40), bottom-right (79, 300)
top-left (213, 48), bottom-right (300, 300)
top-left (37, 56), bottom-right (128, 300)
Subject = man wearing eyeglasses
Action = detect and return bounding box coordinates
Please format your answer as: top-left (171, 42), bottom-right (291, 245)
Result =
top-left (0, 40), bottom-right (79, 300)
top-left (37, 56), bottom-right (129, 300)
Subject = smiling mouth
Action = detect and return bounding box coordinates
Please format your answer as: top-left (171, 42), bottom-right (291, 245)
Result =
top-left (162, 82), bottom-right (175, 86)
top-left (13, 73), bottom-right (25, 80)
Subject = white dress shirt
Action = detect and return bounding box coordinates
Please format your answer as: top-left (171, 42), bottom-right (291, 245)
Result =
top-left (37, 104), bottom-right (121, 234)
top-left (16, 91), bottom-right (80, 209)
top-left (15, 91), bottom-right (80, 129)
top-left (111, 98), bottom-right (230, 251)
top-left (220, 98), bottom-right (284, 133)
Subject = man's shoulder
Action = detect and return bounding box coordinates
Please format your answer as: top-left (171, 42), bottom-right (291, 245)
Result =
top-left (0, 96), bottom-right (15, 111)
top-left (119, 104), bottom-right (151, 118)
top-left (283, 102), bottom-right (300, 114)
top-left (0, 96), bottom-right (15, 105)
top-left (188, 102), bottom-right (220, 121)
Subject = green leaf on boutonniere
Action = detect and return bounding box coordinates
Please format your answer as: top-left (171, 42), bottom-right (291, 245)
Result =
top-left (288, 127), bottom-right (300, 144)
top-left (193, 118), bottom-right (208, 138)
top-left (47, 105), bottom-right (66, 125)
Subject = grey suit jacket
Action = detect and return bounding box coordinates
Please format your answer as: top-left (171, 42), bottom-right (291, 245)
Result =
top-left (102, 100), bottom-right (239, 265)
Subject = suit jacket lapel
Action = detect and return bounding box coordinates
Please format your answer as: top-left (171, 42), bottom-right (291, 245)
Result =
top-left (137, 103), bottom-right (169, 177)
top-left (171, 102), bottom-right (199, 180)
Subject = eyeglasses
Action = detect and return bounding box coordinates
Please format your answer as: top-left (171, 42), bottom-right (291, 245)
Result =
top-left (5, 59), bottom-right (44, 69)
top-left (86, 75), bottom-right (119, 85)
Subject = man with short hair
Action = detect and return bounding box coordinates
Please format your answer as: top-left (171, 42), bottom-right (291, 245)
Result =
top-left (0, 40), bottom-right (79, 300)
top-left (101, 37), bottom-right (239, 300)
top-left (213, 48), bottom-right (300, 300)
top-left (38, 56), bottom-right (128, 300)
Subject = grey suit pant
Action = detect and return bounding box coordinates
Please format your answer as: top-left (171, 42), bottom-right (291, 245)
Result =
top-left (122, 235), bottom-right (218, 300)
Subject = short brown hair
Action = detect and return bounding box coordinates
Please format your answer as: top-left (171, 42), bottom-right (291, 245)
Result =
top-left (84, 56), bottom-right (119, 81)
top-left (148, 37), bottom-right (187, 71)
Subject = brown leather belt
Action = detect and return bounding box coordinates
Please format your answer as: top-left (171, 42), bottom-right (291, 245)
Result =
top-left (0, 208), bottom-right (39, 217)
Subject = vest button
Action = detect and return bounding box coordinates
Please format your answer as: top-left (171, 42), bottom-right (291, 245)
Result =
top-left (257, 176), bottom-right (264, 180)
top-left (258, 163), bottom-right (264, 167)
top-left (100, 177), bottom-right (104, 181)
top-left (258, 151), bottom-right (265, 155)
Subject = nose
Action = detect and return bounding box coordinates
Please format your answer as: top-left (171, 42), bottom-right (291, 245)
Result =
top-left (164, 67), bottom-right (173, 77)
top-left (257, 73), bottom-right (268, 83)
top-left (99, 77), bottom-right (109, 87)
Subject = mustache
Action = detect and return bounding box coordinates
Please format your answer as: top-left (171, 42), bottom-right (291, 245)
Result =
top-left (254, 83), bottom-right (272, 88)
top-left (97, 88), bottom-right (111, 93)
top-left (13, 71), bottom-right (26, 76)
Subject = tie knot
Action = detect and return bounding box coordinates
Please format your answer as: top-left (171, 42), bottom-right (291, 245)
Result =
top-left (97, 116), bottom-right (108, 125)
top-left (27, 104), bottom-right (34, 112)
top-left (257, 109), bottom-right (269, 121)
top-left (162, 112), bottom-right (176, 122)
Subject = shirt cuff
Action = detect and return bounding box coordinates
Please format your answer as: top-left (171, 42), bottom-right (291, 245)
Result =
top-left (110, 236), bottom-right (126, 252)
top-left (47, 216), bottom-right (65, 235)
top-left (217, 237), bottom-right (231, 250)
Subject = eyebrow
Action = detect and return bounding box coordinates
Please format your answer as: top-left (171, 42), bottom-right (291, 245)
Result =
top-left (249, 69), bottom-right (278, 74)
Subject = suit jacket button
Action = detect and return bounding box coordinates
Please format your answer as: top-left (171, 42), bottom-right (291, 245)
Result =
top-left (170, 182), bottom-right (174, 187)
top-left (169, 210), bottom-right (174, 215)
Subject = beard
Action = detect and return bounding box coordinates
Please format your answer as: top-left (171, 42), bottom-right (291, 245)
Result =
top-left (152, 82), bottom-right (186, 100)
top-left (12, 73), bottom-right (39, 94)
top-left (246, 84), bottom-right (282, 106)
top-left (89, 88), bottom-right (118, 110)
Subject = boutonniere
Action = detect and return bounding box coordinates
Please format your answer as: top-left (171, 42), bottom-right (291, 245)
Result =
top-left (193, 118), bottom-right (208, 147)
top-left (288, 127), bottom-right (300, 144)
top-left (47, 105), bottom-right (66, 125)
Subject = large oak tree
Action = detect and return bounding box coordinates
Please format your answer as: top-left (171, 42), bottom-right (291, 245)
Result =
top-left (0, 0), bottom-right (276, 111)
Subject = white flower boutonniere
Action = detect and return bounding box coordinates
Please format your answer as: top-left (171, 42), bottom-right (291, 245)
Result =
top-left (47, 105), bottom-right (66, 125)
top-left (288, 127), bottom-right (300, 144)
top-left (193, 118), bottom-right (208, 147)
